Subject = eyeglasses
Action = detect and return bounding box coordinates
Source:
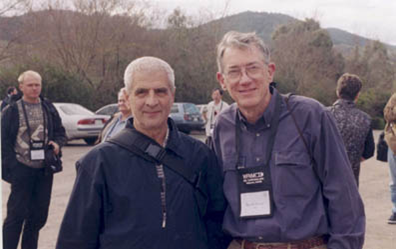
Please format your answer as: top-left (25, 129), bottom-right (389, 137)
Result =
top-left (224, 63), bottom-right (266, 82)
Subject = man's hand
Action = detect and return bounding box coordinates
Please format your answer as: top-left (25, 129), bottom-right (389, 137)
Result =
top-left (48, 141), bottom-right (60, 155)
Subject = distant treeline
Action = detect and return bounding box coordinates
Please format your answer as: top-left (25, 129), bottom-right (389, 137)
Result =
top-left (0, 3), bottom-right (395, 129)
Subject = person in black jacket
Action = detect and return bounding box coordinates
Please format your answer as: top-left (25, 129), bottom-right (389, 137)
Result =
top-left (1, 86), bottom-right (18, 111)
top-left (2, 70), bottom-right (67, 249)
top-left (56, 57), bottom-right (228, 249)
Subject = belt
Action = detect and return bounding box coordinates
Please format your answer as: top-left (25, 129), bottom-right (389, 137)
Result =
top-left (236, 235), bottom-right (326, 249)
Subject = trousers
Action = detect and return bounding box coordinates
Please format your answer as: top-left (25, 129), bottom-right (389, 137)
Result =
top-left (3, 162), bottom-right (53, 249)
top-left (388, 148), bottom-right (396, 213)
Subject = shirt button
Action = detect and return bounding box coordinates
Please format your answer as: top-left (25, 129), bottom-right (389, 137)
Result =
top-left (256, 133), bottom-right (260, 137)
top-left (258, 236), bottom-right (263, 240)
top-left (256, 157), bottom-right (260, 162)
top-left (267, 124), bottom-right (271, 128)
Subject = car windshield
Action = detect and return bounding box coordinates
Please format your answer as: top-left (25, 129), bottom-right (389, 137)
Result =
top-left (59, 104), bottom-right (94, 116)
top-left (183, 103), bottom-right (200, 114)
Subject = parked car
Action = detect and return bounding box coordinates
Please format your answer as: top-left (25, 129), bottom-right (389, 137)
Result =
top-left (95, 103), bottom-right (118, 116)
top-left (54, 103), bottom-right (109, 145)
top-left (169, 102), bottom-right (205, 134)
top-left (196, 104), bottom-right (207, 115)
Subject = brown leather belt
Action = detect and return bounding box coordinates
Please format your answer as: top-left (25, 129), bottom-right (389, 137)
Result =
top-left (236, 235), bottom-right (326, 249)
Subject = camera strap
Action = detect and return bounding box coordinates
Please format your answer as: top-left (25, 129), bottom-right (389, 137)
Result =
top-left (108, 128), bottom-right (198, 186)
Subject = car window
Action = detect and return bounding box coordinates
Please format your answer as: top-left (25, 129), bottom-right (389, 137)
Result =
top-left (59, 104), bottom-right (94, 115)
top-left (97, 104), bottom-right (118, 115)
top-left (170, 104), bottom-right (179, 113)
top-left (183, 103), bottom-right (199, 114)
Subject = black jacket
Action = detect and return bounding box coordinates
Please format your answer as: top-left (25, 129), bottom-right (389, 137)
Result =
top-left (56, 118), bottom-right (229, 249)
top-left (1, 96), bottom-right (67, 181)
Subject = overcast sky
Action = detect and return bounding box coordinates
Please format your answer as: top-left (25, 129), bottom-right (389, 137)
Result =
top-left (152, 0), bottom-right (396, 45)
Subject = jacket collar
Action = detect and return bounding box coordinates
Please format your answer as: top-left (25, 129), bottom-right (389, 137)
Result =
top-left (126, 117), bottom-right (183, 158)
top-left (333, 98), bottom-right (356, 108)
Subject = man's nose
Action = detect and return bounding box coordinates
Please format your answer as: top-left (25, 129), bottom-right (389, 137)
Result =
top-left (238, 70), bottom-right (251, 85)
top-left (145, 92), bottom-right (159, 106)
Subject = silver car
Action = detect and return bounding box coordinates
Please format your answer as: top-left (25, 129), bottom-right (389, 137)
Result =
top-left (54, 103), bottom-right (109, 145)
top-left (169, 102), bottom-right (205, 134)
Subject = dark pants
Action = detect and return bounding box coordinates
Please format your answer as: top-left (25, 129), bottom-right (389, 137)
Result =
top-left (3, 162), bottom-right (53, 249)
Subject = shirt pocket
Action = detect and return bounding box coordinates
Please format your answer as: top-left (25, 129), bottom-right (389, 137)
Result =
top-left (274, 151), bottom-right (318, 197)
top-left (221, 154), bottom-right (237, 173)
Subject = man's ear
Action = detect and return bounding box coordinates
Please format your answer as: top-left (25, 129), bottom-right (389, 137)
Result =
top-left (217, 72), bottom-right (227, 91)
top-left (267, 63), bottom-right (276, 82)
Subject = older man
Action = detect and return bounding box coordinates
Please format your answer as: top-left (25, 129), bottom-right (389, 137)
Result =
top-left (56, 57), bottom-right (227, 248)
top-left (97, 87), bottom-right (132, 143)
top-left (212, 31), bottom-right (365, 248)
top-left (2, 70), bottom-right (66, 248)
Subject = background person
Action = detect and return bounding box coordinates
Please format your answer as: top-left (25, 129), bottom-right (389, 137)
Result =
top-left (56, 57), bottom-right (227, 248)
top-left (1, 86), bottom-right (19, 111)
top-left (213, 31), bottom-right (365, 249)
top-left (384, 93), bottom-right (396, 224)
top-left (2, 70), bottom-right (66, 249)
top-left (202, 88), bottom-right (229, 148)
top-left (328, 73), bottom-right (375, 186)
top-left (97, 87), bottom-right (132, 143)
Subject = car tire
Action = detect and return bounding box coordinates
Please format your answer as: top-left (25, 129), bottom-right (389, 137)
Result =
top-left (181, 129), bottom-right (190, 134)
top-left (84, 138), bottom-right (97, 145)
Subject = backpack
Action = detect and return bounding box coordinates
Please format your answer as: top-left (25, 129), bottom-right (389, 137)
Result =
top-left (376, 132), bottom-right (389, 162)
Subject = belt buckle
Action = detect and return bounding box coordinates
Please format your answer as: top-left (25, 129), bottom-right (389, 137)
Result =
top-left (254, 242), bottom-right (273, 249)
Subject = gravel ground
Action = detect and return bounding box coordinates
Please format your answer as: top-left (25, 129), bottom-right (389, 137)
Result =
top-left (1, 130), bottom-right (396, 249)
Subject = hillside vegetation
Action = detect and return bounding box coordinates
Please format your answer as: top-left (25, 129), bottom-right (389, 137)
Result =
top-left (0, 4), bottom-right (395, 128)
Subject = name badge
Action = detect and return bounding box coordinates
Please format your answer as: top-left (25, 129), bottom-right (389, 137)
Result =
top-left (30, 140), bottom-right (45, 161)
top-left (30, 149), bottom-right (45, 160)
top-left (240, 191), bottom-right (271, 217)
top-left (237, 165), bottom-right (274, 219)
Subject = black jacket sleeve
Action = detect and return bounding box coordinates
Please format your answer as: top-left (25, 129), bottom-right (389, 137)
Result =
top-left (1, 104), bottom-right (19, 182)
top-left (362, 128), bottom-right (375, 159)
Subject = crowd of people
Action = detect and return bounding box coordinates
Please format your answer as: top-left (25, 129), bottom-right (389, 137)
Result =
top-left (1, 31), bottom-right (395, 249)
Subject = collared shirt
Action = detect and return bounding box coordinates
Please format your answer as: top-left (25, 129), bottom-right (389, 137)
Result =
top-left (103, 114), bottom-right (131, 141)
top-left (213, 88), bottom-right (365, 249)
top-left (328, 99), bottom-right (374, 182)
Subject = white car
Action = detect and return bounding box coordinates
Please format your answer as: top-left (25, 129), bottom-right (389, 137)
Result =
top-left (54, 103), bottom-right (109, 145)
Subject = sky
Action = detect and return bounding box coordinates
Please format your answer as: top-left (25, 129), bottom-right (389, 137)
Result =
top-left (152, 0), bottom-right (396, 45)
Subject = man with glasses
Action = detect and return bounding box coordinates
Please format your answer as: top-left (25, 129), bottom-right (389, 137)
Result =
top-left (212, 31), bottom-right (365, 248)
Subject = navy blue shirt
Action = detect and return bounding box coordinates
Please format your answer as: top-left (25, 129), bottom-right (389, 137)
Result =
top-left (56, 119), bottom-right (226, 249)
top-left (213, 89), bottom-right (365, 248)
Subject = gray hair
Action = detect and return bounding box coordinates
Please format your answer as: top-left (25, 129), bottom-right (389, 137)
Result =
top-left (118, 87), bottom-right (126, 96)
top-left (124, 57), bottom-right (175, 92)
top-left (217, 31), bottom-right (271, 72)
top-left (18, 70), bottom-right (42, 84)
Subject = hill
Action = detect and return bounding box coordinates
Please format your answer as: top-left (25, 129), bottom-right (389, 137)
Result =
top-left (202, 11), bottom-right (395, 55)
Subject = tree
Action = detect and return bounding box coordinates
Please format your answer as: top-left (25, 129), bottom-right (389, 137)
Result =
top-left (271, 18), bottom-right (344, 105)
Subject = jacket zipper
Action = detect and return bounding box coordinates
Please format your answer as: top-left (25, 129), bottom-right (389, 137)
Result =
top-left (157, 164), bottom-right (167, 228)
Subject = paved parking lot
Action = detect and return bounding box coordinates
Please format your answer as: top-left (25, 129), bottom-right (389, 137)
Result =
top-left (2, 131), bottom-right (396, 248)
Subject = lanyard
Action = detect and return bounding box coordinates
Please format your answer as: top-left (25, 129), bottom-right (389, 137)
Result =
top-left (235, 93), bottom-right (282, 168)
top-left (20, 99), bottom-right (47, 145)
